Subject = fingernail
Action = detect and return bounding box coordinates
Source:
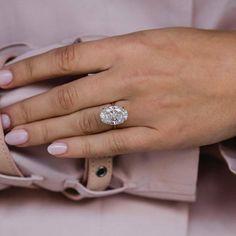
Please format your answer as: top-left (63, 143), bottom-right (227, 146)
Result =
top-left (1, 114), bottom-right (11, 129)
top-left (5, 129), bottom-right (28, 145)
top-left (0, 70), bottom-right (13, 86)
top-left (47, 142), bottom-right (68, 155)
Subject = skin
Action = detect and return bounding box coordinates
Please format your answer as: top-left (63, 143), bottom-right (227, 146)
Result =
top-left (0, 27), bottom-right (236, 158)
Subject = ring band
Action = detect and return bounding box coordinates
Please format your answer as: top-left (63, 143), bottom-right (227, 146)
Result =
top-left (100, 105), bottom-right (128, 126)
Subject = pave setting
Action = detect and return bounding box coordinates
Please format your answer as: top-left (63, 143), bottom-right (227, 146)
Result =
top-left (100, 105), bottom-right (128, 126)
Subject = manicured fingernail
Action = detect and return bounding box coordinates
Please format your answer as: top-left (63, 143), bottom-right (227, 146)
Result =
top-left (47, 143), bottom-right (68, 155)
top-left (1, 114), bottom-right (11, 129)
top-left (5, 129), bottom-right (28, 145)
top-left (0, 70), bottom-right (13, 86)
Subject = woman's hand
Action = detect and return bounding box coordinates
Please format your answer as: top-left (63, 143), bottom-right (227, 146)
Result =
top-left (0, 28), bottom-right (236, 158)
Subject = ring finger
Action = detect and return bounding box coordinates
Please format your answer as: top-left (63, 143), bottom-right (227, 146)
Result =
top-left (4, 101), bottom-right (137, 147)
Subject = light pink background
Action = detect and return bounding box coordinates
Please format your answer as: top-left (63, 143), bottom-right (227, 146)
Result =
top-left (0, 0), bottom-right (236, 235)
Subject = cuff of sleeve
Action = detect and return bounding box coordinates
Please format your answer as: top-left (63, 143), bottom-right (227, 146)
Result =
top-left (218, 137), bottom-right (236, 174)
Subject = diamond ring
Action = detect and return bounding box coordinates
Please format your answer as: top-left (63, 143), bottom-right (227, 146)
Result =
top-left (100, 105), bottom-right (128, 126)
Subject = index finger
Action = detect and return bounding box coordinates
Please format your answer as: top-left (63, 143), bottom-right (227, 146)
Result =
top-left (0, 38), bottom-right (116, 89)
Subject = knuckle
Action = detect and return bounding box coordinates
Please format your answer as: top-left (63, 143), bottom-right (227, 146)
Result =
top-left (119, 32), bottom-right (148, 54)
top-left (18, 102), bottom-right (32, 123)
top-left (76, 110), bottom-right (101, 135)
top-left (91, 111), bottom-right (103, 130)
top-left (109, 132), bottom-right (127, 154)
top-left (24, 59), bottom-right (34, 79)
top-left (117, 67), bottom-right (152, 95)
top-left (55, 85), bottom-right (78, 111)
top-left (39, 123), bottom-right (50, 143)
top-left (80, 140), bottom-right (92, 157)
top-left (54, 45), bottom-right (77, 73)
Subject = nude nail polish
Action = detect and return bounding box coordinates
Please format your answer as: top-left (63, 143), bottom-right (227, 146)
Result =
top-left (47, 143), bottom-right (68, 155)
top-left (5, 129), bottom-right (28, 145)
top-left (1, 114), bottom-right (11, 129)
top-left (0, 70), bottom-right (13, 86)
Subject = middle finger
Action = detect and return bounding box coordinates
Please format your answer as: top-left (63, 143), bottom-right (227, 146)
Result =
top-left (2, 70), bottom-right (124, 128)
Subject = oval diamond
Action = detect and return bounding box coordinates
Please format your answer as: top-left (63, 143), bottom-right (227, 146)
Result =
top-left (100, 105), bottom-right (128, 126)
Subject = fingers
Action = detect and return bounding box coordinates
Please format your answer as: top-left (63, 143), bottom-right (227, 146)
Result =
top-left (1, 38), bottom-right (116, 89)
top-left (1, 70), bottom-right (124, 127)
top-left (4, 105), bottom-right (111, 146)
top-left (47, 127), bottom-right (155, 158)
top-left (4, 100), bottom-right (142, 147)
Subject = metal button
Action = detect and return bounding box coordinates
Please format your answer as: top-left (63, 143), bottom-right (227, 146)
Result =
top-left (96, 166), bottom-right (108, 177)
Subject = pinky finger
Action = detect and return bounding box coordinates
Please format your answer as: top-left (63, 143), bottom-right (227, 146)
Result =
top-left (47, 127), bottom-right (156, 158)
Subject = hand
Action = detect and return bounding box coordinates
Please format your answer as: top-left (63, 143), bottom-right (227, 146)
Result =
top-left (0, 28), bottom-right (236, 158)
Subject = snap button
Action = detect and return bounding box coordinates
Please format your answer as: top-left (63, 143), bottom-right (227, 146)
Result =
top-left (96, 166), bottom-right (107, 177)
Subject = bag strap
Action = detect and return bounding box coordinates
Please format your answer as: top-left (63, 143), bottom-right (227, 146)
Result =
top-left (83, 157), bottom-right (113, 191)
top-left (0, 44), bottom-right (31, 177)
top-left (0, 123), bottom-right (23, 176)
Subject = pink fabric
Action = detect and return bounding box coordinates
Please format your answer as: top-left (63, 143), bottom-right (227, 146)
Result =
top-left (0, 0), bottom-right (236, 235)
top-left (0, 189), bottom-right (189, 236)
top-left (189, 155), bottom-right (236, 236)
